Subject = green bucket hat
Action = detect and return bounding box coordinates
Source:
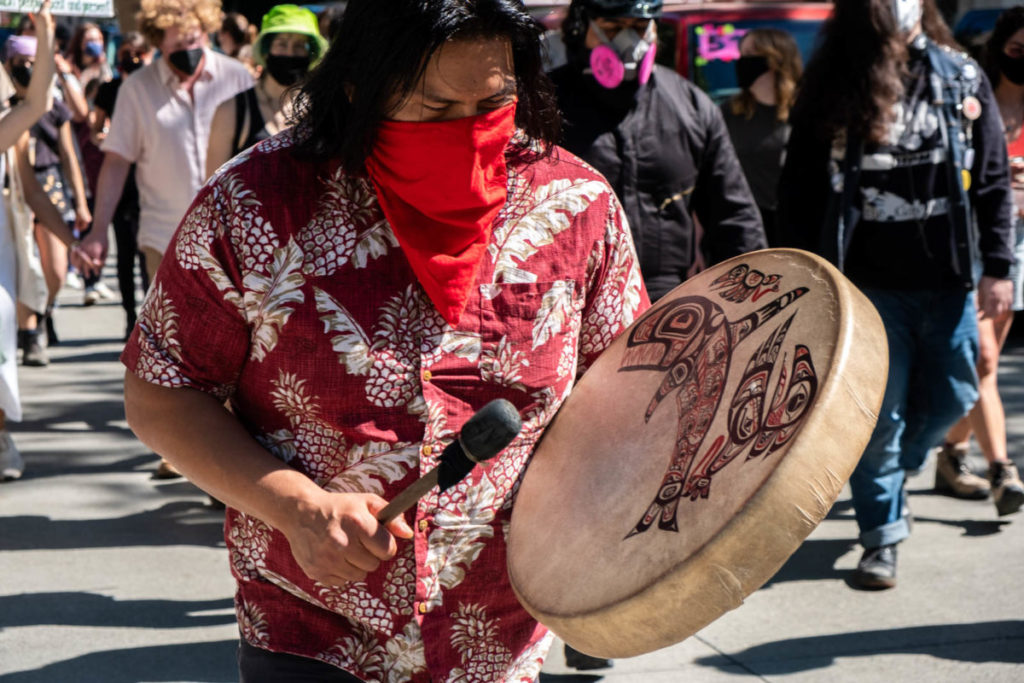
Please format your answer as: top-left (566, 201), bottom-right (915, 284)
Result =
top-left (251, 4), bottom-right (329, 67)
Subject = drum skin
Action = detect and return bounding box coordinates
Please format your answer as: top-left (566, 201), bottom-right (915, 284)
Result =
top-left (507, 249), bottom-right (888, 658)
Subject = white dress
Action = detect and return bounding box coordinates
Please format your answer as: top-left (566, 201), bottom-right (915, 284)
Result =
top-left (0, 153), bottom-right (21, 421)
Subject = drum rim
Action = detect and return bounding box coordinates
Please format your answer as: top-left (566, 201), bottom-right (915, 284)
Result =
top-left (508, 248), bottom-right (888, 657)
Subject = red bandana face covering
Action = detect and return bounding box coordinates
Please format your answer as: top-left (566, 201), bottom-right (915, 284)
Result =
top-left (365, 102), bottom-right (517, 326)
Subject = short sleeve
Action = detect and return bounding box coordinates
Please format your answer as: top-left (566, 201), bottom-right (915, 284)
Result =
top-left (51, 99), bottom-right (72, 127)
top-left (121, 179), bottom-right (250, 400)
top-left (101, 79), bottom-right (143, 162)
top-left (577, 189), bottom-right (650, 376)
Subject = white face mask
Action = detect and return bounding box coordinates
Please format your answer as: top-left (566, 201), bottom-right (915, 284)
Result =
top-left (892, 0), bottom-right (922, 34)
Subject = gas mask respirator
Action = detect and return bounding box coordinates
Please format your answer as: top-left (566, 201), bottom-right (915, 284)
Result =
top-left (587, 19), bottom-right (658, 89)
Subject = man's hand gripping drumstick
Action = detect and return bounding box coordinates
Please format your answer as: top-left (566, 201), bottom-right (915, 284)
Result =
top-left (287, 398), bottom-right (521, 585)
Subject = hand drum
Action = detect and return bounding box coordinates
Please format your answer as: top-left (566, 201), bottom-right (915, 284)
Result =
top-left (507, 249), bottom-right (888, 657)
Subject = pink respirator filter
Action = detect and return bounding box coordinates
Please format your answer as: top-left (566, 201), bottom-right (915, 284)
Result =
top-left (590, 45), bottom-right (626, 88)
top-left (590, 43), bottom-right (657, 89)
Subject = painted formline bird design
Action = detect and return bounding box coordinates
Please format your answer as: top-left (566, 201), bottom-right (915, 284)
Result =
top-left (619, 278), bottom-right (819, 537)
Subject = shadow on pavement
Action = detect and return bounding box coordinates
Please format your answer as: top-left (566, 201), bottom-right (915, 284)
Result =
top-left (0, 639), bottom-right (239, 683)
top-left (0, 501), bottom-right (226, 550)
top-left (0, 593), bottom-right (235, 629)
top-left (16, 452), bottom-right (157, 479)
top-left (539, 674), bottom-right (604, 682)
top-left (695, 620), bottom-right (1024, 674)
top-left (764, 537), bottom-right (857, 586)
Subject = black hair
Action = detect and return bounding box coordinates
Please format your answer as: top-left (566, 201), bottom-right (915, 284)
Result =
top-left (292, 0), bottom-right (560, 171)
top-left (562, 0), bottom-right (590, 58)
top-left (982, 6), bottom-right (1024, 87)
top-left (791, 0), bottom-right (956, 144)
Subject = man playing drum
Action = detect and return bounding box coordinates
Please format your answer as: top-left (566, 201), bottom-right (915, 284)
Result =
top-left (120, 1), bottom-right (648, 680)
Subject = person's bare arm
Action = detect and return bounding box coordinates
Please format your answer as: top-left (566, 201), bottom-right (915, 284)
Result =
top-left (55, 54), bottom-right (89, 123)
top-left (56, 120), bottom-right (91, 232)
top-left (205, 96), bottom-right (236, 180)
top-left (0, 0), bottom-right (56, 152)
top-left (124, 371), bottom-right (413, 584)
top-left (90, 105), bottom-right (110, 147)
top-left (14, 131), bottom-right (100, 274)
top-left (79, 151), bottom-right (130, 265)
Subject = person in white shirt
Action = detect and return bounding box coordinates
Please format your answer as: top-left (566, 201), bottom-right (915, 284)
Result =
top-left (80, 0), bottom-right (252, 480)
top-left (81, 0), bottom-right (252, 284)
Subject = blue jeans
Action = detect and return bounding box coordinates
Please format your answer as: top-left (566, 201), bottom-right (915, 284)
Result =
top-left (850, 288), bottom-right (979, 549)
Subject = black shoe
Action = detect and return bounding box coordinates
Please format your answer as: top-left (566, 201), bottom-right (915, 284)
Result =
top-left (851, 544), bottom-right (897, 590)
top-left (564, 644), bottom-right (612, 671)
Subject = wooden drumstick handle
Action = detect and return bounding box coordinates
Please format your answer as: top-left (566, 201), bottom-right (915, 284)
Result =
top-left (376, 399), bottom-right (522, 525)
top-left (377, 467), bottom-right (439, 523)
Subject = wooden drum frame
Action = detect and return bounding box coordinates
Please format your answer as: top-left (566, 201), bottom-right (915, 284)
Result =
top-left (508, 249), bottom-right (888, 658)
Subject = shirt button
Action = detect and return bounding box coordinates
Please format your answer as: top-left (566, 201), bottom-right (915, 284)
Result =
top-left (418, 603), bottom-right (428, 614)
top-left (418, 519), bottom-right (429, 532)
top-left (422, 370), bottom-right (432, 382)
top-left (423, 444), bottom-right (433, 456)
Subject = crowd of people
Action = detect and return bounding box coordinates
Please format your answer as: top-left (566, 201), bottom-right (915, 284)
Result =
top-left (0, 0), bottom-right (1023, 680)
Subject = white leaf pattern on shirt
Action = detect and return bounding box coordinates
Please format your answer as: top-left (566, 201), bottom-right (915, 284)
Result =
top-left (423, 479), bottom-right (498, 609)
top-left (490, 178), bottom-right (608, 279)
top-left (531, 280), bottom-right (575, 350)
top-left (243, 239), bottom-right (306, 362)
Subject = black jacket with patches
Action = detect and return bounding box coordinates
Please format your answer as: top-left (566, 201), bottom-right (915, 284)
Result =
top-left (777, 39), bottom-right (1014, 290)
top-left (551, 64), bottom-right (766, 301)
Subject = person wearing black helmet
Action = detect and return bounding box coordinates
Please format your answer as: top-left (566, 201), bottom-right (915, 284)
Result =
top-left (551, 0), bottom-right (766, 304)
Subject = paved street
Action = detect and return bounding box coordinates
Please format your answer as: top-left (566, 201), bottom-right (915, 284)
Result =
top-left (1, 266), bottom-right (1023, 682)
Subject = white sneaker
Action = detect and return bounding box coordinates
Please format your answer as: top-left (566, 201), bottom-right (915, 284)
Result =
top-left (83, 285), bottom-right (101, 306)
top-left (94, 281), bottom-right (116, 300)
top-left (0, 430), bottom-right (24, 481)
top-left (65, 270), bottom-right (85, 290)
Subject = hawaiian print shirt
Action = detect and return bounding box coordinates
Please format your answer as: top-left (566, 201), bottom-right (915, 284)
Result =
top-left (121, 130), bottom-right (648, 682)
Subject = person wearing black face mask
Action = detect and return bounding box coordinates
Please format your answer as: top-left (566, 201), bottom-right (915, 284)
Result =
top-left (79, 0), bottom-right (253, 480)
top-left (551, 0), bottom-right (766, 305)
top-left (206, 4), bottom-right (325, 179)
top-left (720, 28), bottom-right (803, 246)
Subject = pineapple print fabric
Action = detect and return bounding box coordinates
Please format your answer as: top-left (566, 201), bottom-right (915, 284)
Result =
top-left (122, 129), bottom-right (648, 682)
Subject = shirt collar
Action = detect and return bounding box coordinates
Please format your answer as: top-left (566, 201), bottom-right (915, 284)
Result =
top-left (156, 47), bottom-right (215, 87)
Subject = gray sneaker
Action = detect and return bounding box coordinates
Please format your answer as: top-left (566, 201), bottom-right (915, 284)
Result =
top-left (18, 329), bottom-right (48, 367)
top-left (851, 544), bottom-right (898, 590)
top-left (0, 430), bottom-right (24, 481)
top-left (989, 461), bottom-right (1024, 517)
top-left (934, 444), bottom-right (990, 499)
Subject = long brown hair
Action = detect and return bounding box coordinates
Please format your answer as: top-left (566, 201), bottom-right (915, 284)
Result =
top-left (730, 28), bottom-right (802, 123)
top-left (791, 0), bottom-right (958, 144)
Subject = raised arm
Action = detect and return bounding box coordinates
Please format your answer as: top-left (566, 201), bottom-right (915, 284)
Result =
top-left (54, 53), bottom-right (89, 123)
top-left (0, 0), bottom-right (56, 152)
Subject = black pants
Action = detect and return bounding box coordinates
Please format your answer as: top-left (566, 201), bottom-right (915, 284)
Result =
top-left (111, 196), bottom-right (148, 326)
top-left (238, 639), bottom-right (366, 682)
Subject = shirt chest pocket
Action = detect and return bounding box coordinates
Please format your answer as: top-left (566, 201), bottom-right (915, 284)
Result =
top-left (476, 280), bottom-right (583, 396)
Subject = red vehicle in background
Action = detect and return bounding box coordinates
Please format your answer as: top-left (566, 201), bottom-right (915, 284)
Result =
top-left (528, 1), bottom-right (833, 102)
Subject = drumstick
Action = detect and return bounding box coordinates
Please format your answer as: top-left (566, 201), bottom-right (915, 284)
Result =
top-left (376, 398), bottom-right (522, 523)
